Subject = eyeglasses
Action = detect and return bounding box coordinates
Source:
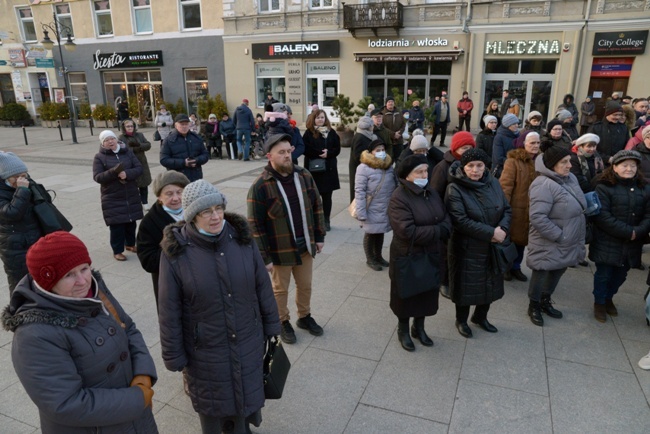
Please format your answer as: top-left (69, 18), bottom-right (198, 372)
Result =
top-left (197, 206), bottom-right (224, 219)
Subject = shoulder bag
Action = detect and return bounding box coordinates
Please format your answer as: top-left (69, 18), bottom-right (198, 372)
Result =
top-left (263, 336), bottom-right (291, 399)
top-left (349, 171), bottom-right (386, 219)
top-left (153, 130), bottom-right (161, 142)
top-left (30, 182), bottom-right (73, 235)
top-left (394, 233), bottom-right (440, 299)
top-left (308, 158), bottom-right (326, 173)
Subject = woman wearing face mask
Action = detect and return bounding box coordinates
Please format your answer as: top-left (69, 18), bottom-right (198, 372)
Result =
top-left (303, 109), bottom-right (341, 231)
top-left (570, 133), bottom-right (605, 193)
top-left (136, 171), bottom-right (189, 309)
top-left (354, 141), bottom-right (397, 271)
top-left (476, 115), bottom-right (498, 168)
top-left (118, 119), bottom-right (152, 210)
top-left (589, 150), bottom-right (650, 322)
top-left (158, 180), bottom-right (280, 433)
top-left (445, 148), bottom-right (512, 338)
top-left (479, 100), bottom-right (501, 130)
top-left (388, 154), bottom-right (451, 351)
top-left (154, 104), bottom-right (173, 144)
top-left (93, 130), bottom-right (144, 261)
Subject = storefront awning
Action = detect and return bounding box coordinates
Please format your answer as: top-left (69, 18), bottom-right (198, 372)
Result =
top-left (354, 50), bottom-right (464, 62)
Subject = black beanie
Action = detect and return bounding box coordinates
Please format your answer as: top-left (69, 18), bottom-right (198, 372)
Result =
top-left (368, 139), bottom-right (385, 152)
top-left (541, 142), bottom-right (571, 170)
top-left (460, 148), bottom-right (490, 168)
top-left (397, 154), bottom-right (428, 179)
top-left (546, 119), bottom-right (563, 132)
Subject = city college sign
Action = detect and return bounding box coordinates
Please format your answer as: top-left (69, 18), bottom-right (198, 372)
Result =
top-left (593, 31), bottom-right (648, 55)
top-left (251, 40), bottom-right (339, 59)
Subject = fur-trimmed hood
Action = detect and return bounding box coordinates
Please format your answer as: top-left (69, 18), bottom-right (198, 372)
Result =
top-left (360, 150), bottom-right (392, 169)
top-left (161, 212), bottom-right (252, 258)
top-left (506, 147), bottom-right (535, 162)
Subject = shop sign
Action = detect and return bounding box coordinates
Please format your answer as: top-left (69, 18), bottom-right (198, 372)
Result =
top-left (485, 40), bottom-right (560, 55)
top-left (252, 40), bottom-right (339, 59)
top-left (307, 63), bottom-right (339, 75)
top-left (592, 31), bottom-right (648, 56)
top-left (35, 58), bottom-right (55, 68)
top-left (286, 61), bottom-right (303, 107)
top-left (93, 50), bottom-right (163, 70)
top-left (11, 71), bottom-right (25, 102)
top-left (8, 49), bottom-right (27, 68)
top-left (354, 52), bottom-right (460, 62)
top-left (26, 47), bottom-right (48, 59)
top-left (0, 61), bottom-right (7, 66)
top-left (256, 63), bottom-right (285, 77)
top-left (590, 57), bottom-right (634, 78)
top-left (367, 37), bottom-right (448, 48)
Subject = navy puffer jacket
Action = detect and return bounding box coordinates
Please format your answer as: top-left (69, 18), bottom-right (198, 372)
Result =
top-left (93, 143), bottom-right (144, 226)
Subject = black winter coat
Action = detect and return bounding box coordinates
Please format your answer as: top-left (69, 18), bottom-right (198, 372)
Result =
top-left (589, 120), bottom-right (628, 163)
top-left (349, 133), bottom-right (373, 202)
top-left (303, 128), bottom-right (341, 193)
top-left (158, 214), bottom-right (281, 419)
top-left (445, 163), bottom-right (511, 306)
top-left (0, 183), bottom-right (41, 291)
top-left (119, 125), bottom-right (152, 189)
top-left (136, 202), bottom-right (176, 274)
top-left (388, 180), bottom-right (451, 318)
top-left (396, 147), bottom-right (442, 180)
top-left (160, 130), bottom-right (209, 182)
top-left (430, 151), bottom-right (457, 198)
top-left (476, 129), bottom-right (496, 168)
top-left (632, 143), bottom-right (650, 183)
top-left (589, 174), bottom-right (650, 268)
top-left (93, 144), bottom-right (144, 226)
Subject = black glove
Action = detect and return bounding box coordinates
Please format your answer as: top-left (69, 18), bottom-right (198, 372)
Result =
top-left (161, 122), bottom-right (167, 127)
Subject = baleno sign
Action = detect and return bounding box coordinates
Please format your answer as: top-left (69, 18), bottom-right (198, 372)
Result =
top-left (252, 41), bottom-right (339, 59)
top-left (485, 40), bottom-right (561, 55)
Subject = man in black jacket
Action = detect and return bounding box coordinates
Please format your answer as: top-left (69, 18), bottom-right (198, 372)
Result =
top-left (160, 114), bottom-right (209, 181)
top-left (589, 102), bottom-right (628, 165)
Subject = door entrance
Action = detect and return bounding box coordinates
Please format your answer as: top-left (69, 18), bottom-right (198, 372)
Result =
top-left (483, 76), bottom-right (554, 124)
top-left (307, 75), bottom-right (340, 123)
top-left (587, 77), bottom-right (629, 120)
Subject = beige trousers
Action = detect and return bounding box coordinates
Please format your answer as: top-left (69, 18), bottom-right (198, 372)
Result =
top-left (271, 252), bottom-right (313, 322)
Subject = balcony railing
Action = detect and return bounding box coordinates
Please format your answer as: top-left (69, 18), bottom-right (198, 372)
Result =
top-left (343, 2), bottom-right (404, 37)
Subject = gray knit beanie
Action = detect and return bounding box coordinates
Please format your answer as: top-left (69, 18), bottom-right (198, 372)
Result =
top-left (182, 180), bottom-right (227, 222)
top-left (409, 135), bottom-right (429, 151)
top-left (99, 130), bottom-right (118, 144)
top-left (556, 109), bottom-right (573, 122)
top-left (502, 113), bottom-right (519, 128)
top-left (357, 116), bottom-right (373, 131)
top-left (153, 170), bottom-right (190, 197)
top-left (483, 115), bottom-right (497, 126)
top-left (0, 152), bottom-right (28, 180)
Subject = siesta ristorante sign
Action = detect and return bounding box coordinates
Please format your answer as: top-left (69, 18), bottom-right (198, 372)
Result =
top-left (93, 50), bottom-right (163, 70)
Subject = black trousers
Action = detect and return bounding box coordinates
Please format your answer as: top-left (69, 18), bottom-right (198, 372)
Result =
top-left (321, 191), bottom-right (333, 221)
top-left (139, 187), bottom-right (148, 205)
top-left (109, 221), bottom-right (137, 254)
top-left (431, 123), bottom-right (448, 146)
top-left (455, 303), bottom-right (491, 323)
top-left (459, 116), bottom-right (471, 131)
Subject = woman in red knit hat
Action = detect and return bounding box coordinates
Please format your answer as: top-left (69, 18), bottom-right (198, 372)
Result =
top-left (2, 231), bottom-right (158, 433)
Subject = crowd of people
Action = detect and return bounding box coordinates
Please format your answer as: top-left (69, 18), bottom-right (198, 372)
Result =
top-left (0, 89), bottom-right (649, 433)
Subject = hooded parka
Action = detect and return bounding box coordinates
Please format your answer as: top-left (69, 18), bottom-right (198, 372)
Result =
top-left (499, 148), bottom-right (537, 246)
top-left (354, 151), bottom-right (397, 234)
top-left (158, 213), bottom-right (281, 419)
top-left (93, 143), bottom-right (144, 226)
top-left (119, 122), bottom-right (152, 189)
top-left (2, 271), bottom-right (158, 434)
top-left (526, 157), bottom-right (586, 271)
top-left (445, 162), bottom-right (512, 306)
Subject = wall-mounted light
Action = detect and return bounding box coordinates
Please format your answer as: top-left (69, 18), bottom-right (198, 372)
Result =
top-left (244, 48), bottom-right (249, 55)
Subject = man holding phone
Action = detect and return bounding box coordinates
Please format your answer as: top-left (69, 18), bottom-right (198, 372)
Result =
top-left (160, 114), bottom-right (209, 182)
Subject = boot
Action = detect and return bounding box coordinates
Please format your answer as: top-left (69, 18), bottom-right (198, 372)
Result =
top-left (325, 217), bottom-right (331, 232)
top-left (364, 235), bottom-right (382, 271)
top-left (439, 285), bottom-right (451, 299)
top-left (397, 321), bottom-right (415, 351)
top-left (410, 317), bottom-right (434, 346)
top-left (605, 299), bottom-right (618, 316)
top-left (594, 303), bottom-right (607, 323)
top-left (374, 234), bottom-right (389, 267)
top-left (540, 294), bottom-right (563, 318)
top-left (528, 300), bottom-right (544, 326)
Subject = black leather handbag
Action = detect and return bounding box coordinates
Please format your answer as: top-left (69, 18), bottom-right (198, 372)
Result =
top-left (394, 234), bottom-right (440, 299)
top-left (30, 182), bottom-right (72, 235)
top-left (263, 336), bottom-right (291, 399)
top-left (308, 158), bottom-right (326, 173)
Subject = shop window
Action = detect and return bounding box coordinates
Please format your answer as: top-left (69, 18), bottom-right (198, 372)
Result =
top-left (366, 62), bottom-right (385, 75)
top-left (310, 0), bottom-right (333, 9)
top-left (259, 0), bottom-right (281, 13)
top-left (185, 68), bottom-right (209, 114)
top-left (132, 0), bottom-right (153, 34)
top-left (54, 4), bottom-right (74, 38)
top-left (386, 62), bottom-right (406, 75)
top-left (366, 61), bottom-right (451, 106)
top-left (17, 7), bottom-right (37, 43)
top-left (0, 74), bottom-right (16, 105)
top-left (485, 60), bottom-right (519, 74)
top-left (68, 73), bottom-right (88, 111)
top-left (521, 60), bottom-right (556, 74)
top-left (126, 71), bottom-right (149, 82)
top-left (93, 0), bottom-right (113, 37)
top-left (180, 0), bottom-right (202, 30)
top-left (430, 61), bottom-right (452, 75)
top-left (408, 62), bottom-right (429, 75)
top-left (256, 63), bottom-right (285, 107)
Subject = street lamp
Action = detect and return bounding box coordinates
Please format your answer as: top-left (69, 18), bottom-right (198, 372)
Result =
top-left (40, 12), bottom-right (78, 144)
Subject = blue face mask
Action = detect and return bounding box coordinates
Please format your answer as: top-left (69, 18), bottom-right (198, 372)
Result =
top-left (163, 205), bottom-right (183, 215)
top-left (5, 181), bottom-right (12, 188)
top-left (413, 178), bottom-right (428, 188)
top-left (403, 115), bottom-right (410, 120)
top-left (375, 151), bottom-right (387, 160)
top-left (198, 228), bottom-right (217, 237)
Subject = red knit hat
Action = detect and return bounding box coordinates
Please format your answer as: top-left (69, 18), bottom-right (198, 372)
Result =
top-left (451, 131), bottom-right (476, 159)
top-left (27, 231), bottom-right (91, 291)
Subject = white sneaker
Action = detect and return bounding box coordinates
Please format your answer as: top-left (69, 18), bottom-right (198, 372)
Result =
top-left (639, 351), bottom-right (650, 370)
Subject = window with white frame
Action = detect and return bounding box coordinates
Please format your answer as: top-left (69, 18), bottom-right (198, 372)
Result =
top-left (17, 7), bottom-right (37, 42)
top-left (180, 0), bottom-right (202, 30)
top-left (259, 0), bottom-right (280, 13)
top-left (93, 0), bottom-right (113, 37)
top-left (132, 0), bottom-right (153, 34)
top-left (185, 69), bottom-right (209, 114)
top-left (310, 0), bottom-right (333, 9)
top-left (54, 3), bottom-right (74, 38)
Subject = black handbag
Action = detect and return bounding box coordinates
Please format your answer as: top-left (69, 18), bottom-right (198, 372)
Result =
top-left (263, 336), bottom-right (291, 399)
top-left (394, 235), bottom-right (440, 299)
top-left (489, 239), bottom-right (519, 275)
top-left (308, 158), bottom-right (326, 173)
top-left (153, 130), bottom-right (161, 141)
top-left (30, 182), bottom-right (73, 235)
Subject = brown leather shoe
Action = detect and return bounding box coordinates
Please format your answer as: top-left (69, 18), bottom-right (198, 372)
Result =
top-left (605, 299), bottom-right (618, 316)
top-left (594, 303), bottom-right (607, 323)
top-left (125, 246), bottom-right (137, 253)
top-left (114, 253), bottom-right (127, 261)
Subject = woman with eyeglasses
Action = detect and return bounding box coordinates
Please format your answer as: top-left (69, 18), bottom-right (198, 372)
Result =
top-left (158, 180), bottom-right (280, 434)
top-left (570, 133), bottom-right (605, 193)
top-left (119, 119), bottom-right (152, 209)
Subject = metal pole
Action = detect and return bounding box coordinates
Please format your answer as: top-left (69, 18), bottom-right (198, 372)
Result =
top-left (89, 118), bottom-right (94, 136)
top-left (57, 120), bottom-right (63, 141)
top-left (54, 12), bottom-right (77, 144)
top-left (22, 126), bottom-right (28, 146)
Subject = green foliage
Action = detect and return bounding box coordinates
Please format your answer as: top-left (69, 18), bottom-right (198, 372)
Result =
top-left (390, 87), bottom-right (404, 111)
top-left (197, 94), bottom-right (229, 120)
top-left (353, 96), bottom-right (374, 123)
top-left (332, 94), bottom-right (355, 131)
top-left (1, 103), bottom-right (31, 121)
top-left (92, 104), bottom-right (116, 121)
top-left (127, 96), bottom-right (139, 119)
top-left (37, 101), bottom-right (56, 121)
top-left (78, 103), bottom-right (92, 120)
top-left (161, 100), bottom-right (181, 118)
top-left (53, 102), bottom-right (70, 120)
top-left (0, 105), bottom-right (4, 121)
top-left (213, 94), bottom-right (228, 118)
top-left (175, 98), bottom-right (186, 117)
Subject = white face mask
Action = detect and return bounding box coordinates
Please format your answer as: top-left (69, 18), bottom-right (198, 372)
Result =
top-left (413, 178), bottom-right (428, 188)
top-left (375, 151), bottom-right (386, 160)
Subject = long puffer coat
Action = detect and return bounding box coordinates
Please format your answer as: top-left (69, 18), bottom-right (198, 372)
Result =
top-left (303, 127), bottom-right (341, 194)
top-left (119, 123), bottom-right (152, 189)
top-left (430, 151), bottom-right (457, 198)
top-left (154, 111), bottom-right (173, 140)
top-left (0, 183), bottom-right (42, 291)
top-left (589, 171), bottom-right (650, 268)
top-left (492, 125), bottom-right (519, 174)
top-left (2, 271), bottom-right (158, 434)
top-left (349, 132), bottom-right (374, 201)
top-left (158, 213), bottom-right (281, 419)
top-left (354, 151), bottom-right (396, 234)
top-left (93, 143), bottom-right (144, 226)
top-left (476, 129), bottom-right (496, 168)
top-left (388, 179), bottom-right (451, 318)
top-left (136, 202), bottom-right (176, 275)
top-left (445, 162), bottom-right (512, 306)
top-left (499, 148), bottom-right (537, 246)
top-left (526, 157), bottom-right (586, 271)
